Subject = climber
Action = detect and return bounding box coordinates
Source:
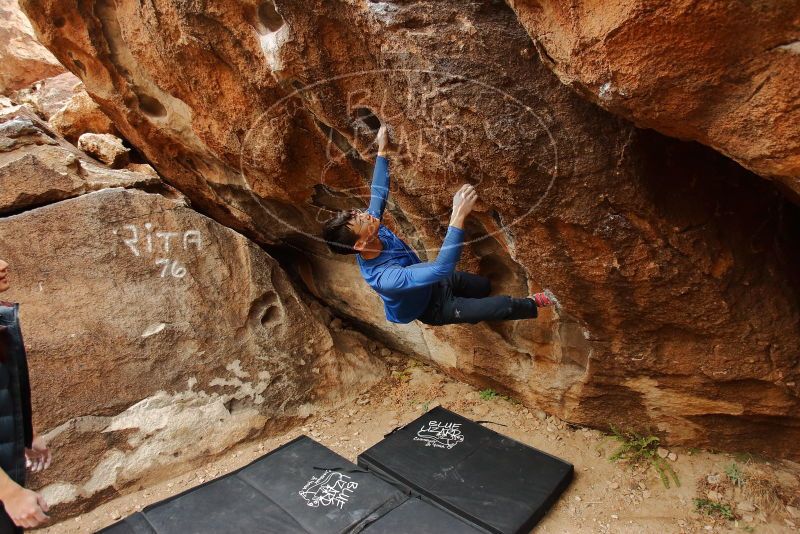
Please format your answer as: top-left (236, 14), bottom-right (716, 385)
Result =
top-left (0, 259), bottom-right (52, 532)
top-left (322, 126), bottom-right (558, 326)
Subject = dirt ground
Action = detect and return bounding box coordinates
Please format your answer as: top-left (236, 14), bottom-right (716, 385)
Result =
top-left (40, 356), bottom-right (799, 534)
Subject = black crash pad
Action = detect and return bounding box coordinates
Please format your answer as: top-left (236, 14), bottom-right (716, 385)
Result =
top-left (360, 497), bottom-right (484, 533)
top-left (99, 436), bottom-right (407, 534)
top-left (357, 407), bottom-right (573, 534)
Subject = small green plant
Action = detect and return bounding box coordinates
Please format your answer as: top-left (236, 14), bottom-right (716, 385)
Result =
top-left (608, 426), bottom-right (680, 489)
top-left (421, 401), bottom-right (429, 412)
top-left (693, 498), bottom-right (735, 520)
top-left (479, 388), bottom-right (498, 401)
top-left (725, 462), bottom-right (746, 487)
top-left (391, 369), bottom-right (412, 382)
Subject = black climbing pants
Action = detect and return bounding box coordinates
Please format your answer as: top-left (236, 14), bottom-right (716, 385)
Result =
top-left (416, 271), bottom-right (538, 326)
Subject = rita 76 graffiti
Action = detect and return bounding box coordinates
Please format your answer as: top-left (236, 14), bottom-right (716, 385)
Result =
top-left (113, 223), bottom-right (203, 279)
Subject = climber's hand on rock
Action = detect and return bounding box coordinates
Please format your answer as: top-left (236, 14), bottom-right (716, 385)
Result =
top-left (452, 183), bottom-right (478, 214)
top-left (25, 434), bottom-right (52, 473)
top-left (450, 184), bottom-right (478, 228)
top-left (2, 485), bottom-right (49, 528)
top-left (376, 125), bottom-right (389, 156)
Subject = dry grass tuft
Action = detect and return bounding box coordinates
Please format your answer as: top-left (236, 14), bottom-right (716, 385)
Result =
top-left (741, 466), bottom-right (784, 515)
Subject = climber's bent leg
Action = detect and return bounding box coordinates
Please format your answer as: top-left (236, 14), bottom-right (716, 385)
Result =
top-left (442, 295), bottom-right (537, 324)
top-left (418, 282), bottom-right (538, 325)
top-left (450, 271), bottom-right (491, 299)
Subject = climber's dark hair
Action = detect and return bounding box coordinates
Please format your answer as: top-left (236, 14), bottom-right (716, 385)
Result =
top-left (322, 210), bottom-right (359, 255)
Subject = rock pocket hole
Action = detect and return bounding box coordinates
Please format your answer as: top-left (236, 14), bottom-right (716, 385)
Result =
top-left (137, 92), bottom-right (167, 118)
top-left (258, 1), bottom-right (285, 33)
top-left (479, 253), bottom-right (524, 298)
top-left (353, 107), bottom-right (382, 133)
top-left (71, 56), bottom-right (86, 74)
top-left (225, 398), bottom-right (248, 414)
top-left (252, 1), bottom-right (287, 69)
top-left (261, 304), bottom-right (280, 326)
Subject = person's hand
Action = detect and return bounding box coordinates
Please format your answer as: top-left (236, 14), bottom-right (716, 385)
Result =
top-left (2, 486), bottom-right (49, 528)
top-left (376, 125), bottom-right (389, 155)
top-left (450, 184), bottom-right (478, 227)
top-left (25, 435), bottom-right (51, 473)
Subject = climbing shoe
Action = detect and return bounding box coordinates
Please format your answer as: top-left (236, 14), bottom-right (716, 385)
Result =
top-left (531, 289), bottom-right (560, 309)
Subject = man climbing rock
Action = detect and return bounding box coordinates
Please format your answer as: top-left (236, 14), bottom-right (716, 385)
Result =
top-left (0, 259), bottom-right (51, 532)
top-left (322, 126), bottom-right (557, 326)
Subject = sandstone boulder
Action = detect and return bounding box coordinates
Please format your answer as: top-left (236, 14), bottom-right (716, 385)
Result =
top-left (506, 0), bottom-right (800, 198)
top-left (0, 187), bottom-right (384, 518)
top-left (78, 132), bottom-right (129, 168)
top-left (0, 0), bottom-right (64, 93)
top-left (50, 89), bottom-right (117, 143)
top-left (0, 111), bottom-right (58, 152)
top-left (18, 0), bottom-right (800, 461)
top-left (125, 162), bottom-right (158, 177)
top-left (0, 99), bottom-right (384, 518)
top-left (0, 106), bottom-right (157, 214)
top-left (13, 71), bottom-right (81, 120)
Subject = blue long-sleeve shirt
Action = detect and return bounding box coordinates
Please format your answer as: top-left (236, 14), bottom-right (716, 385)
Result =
top-left (357, 156), bottom-right (465, 323)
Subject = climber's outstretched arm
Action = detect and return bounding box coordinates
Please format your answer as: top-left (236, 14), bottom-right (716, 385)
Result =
top-left (367, 155), bottom-right (389, 220)
top-left (375, 184), bottom-right (478, 293)
top-left (366, 125), bottom-right (390, 220)
top-left (376, 224), bottom-right (465, 292)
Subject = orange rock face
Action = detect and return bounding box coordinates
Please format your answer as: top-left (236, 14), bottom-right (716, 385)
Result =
top-left (19, 0), bottom-right (800, 460)
top-left (507, 0), bottom-right (800, 198)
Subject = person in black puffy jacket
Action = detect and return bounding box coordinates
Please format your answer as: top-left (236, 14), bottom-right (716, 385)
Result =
top-left (0, 259), bottom-right (51, 532)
